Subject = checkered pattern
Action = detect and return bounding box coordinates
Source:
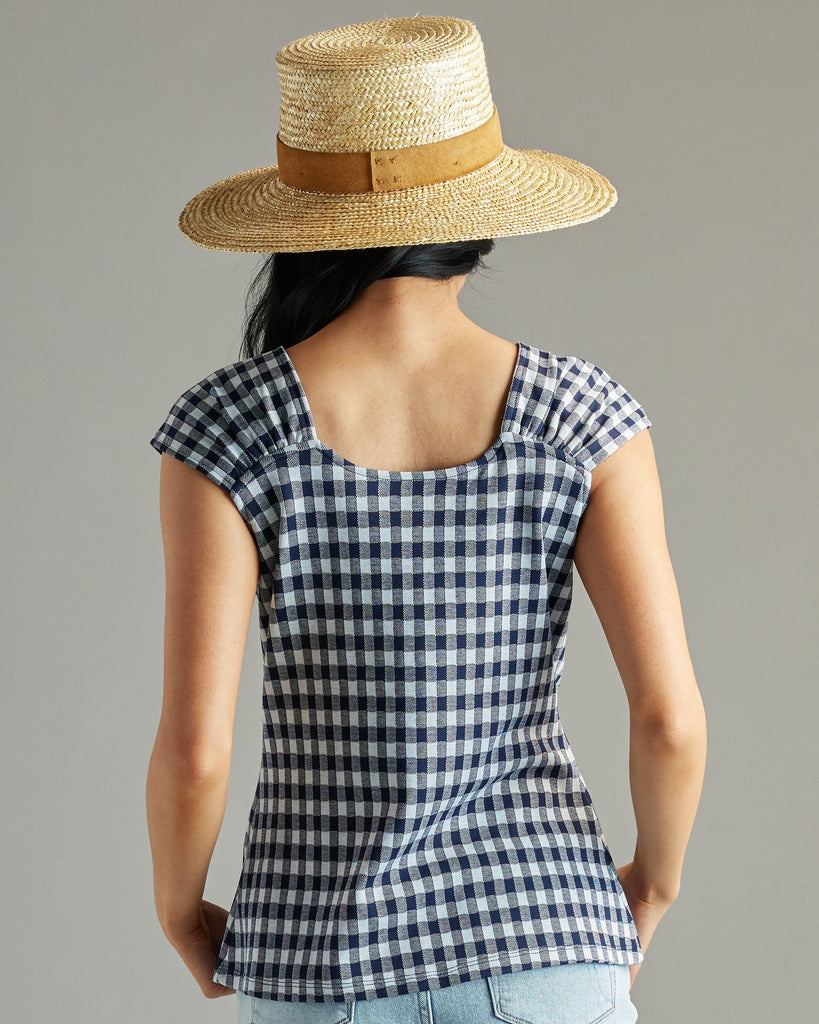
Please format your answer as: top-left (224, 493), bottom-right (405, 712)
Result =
top-left (149, 341), bottom-right (651, 1003)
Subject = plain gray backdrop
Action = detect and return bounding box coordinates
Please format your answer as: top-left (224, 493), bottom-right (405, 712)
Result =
top-left (3, 2), bottom-right (816, 1021)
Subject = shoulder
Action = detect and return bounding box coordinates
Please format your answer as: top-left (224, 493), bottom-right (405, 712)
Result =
top-left (192, 349), bottom-right (289, 421)
top-left (523, 345), bottom-right (652, 472)
top-left (148, 347), bottom-right (303, 494)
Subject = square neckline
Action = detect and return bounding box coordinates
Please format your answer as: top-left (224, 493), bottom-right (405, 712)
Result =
top-left (274, 340), bottom-right (526, 480)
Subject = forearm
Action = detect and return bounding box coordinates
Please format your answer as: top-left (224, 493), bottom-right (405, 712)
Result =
top-left (627, 703), bottom-right (707, 904)
top-left (145, 740), bottom-right (230, 936)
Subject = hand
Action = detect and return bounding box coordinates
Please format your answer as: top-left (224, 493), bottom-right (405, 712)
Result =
top-left (165, 899), bottom-right (236, 999)
top-left (616, 861), bottom-right (674, 991)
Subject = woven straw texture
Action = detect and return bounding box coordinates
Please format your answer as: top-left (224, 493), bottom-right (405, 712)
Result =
top-left (178, 16), bottom-right (618, 252)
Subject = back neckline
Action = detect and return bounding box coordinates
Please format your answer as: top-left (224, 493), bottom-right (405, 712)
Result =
top-left (273, 341), bottom-right (528, 481)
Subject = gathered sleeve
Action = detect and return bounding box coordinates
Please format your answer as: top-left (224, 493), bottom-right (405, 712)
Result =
top-left (543, 355), bottom-right (652, 472)
top-left (148, 375), bottom-right (254, 510)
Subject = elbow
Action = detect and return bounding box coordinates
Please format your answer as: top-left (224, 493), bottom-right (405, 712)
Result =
top-left (629, 702), bottom-right (707, 748)
top-left (177, 749), bottom-right (232, 783)
top-left (150, 732), bottom-right (232, 782)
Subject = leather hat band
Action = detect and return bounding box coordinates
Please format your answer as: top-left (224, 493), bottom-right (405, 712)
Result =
top-left (276, 105), bottom-right (504, 194)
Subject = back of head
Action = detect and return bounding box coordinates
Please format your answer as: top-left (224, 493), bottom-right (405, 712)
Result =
top-left (241, 239), bottom-right (495, 357)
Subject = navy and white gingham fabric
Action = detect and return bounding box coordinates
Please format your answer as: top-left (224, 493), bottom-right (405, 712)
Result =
top-left (149, 341), bottom-right (651, 1003)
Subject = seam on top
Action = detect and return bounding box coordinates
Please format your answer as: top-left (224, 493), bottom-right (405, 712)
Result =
top-left (231, 430), bottom-right (588, 492)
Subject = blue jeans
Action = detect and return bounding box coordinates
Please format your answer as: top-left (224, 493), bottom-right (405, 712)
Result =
top-left (236, 962), bottom-right (639, 1023)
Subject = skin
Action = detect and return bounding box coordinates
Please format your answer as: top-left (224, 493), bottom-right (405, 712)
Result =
top-left (146, 274), bottom-right (707, 998)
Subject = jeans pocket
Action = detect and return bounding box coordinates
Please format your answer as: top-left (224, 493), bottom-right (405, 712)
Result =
top-left (486, 962), bottom-right (616, 1024)
top-left (247, 992), bottom-right (355, 1024)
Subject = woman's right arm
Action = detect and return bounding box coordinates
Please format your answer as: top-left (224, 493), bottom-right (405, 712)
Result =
top-left (572, 427), bottom-right (708, 978)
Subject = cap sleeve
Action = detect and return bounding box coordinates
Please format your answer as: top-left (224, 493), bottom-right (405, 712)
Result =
top-left (544, 355), bottom-right (652, 472)
top-left (149, 375), bottom-right (252, 504)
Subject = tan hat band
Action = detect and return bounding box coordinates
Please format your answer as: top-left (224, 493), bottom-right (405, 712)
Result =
top-left (275, 105), bottom-right (504, 194)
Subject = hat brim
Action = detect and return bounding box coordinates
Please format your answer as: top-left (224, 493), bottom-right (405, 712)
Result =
top-left (177, 145), bottom-right (617, 253)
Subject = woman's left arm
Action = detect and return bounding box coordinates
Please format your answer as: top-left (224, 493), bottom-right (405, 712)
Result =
top-left (146, 453), bottom-right (259, 996)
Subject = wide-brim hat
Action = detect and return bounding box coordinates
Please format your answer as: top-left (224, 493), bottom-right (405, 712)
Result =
top-left (178, 15), bottom-right (618, 253)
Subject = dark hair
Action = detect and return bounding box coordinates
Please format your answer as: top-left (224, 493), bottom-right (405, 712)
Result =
top-left (239, 240), bottom-right (495, 359)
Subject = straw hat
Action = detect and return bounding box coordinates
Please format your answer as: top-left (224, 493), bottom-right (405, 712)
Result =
top-left (178, 15), bottom-right (618, 253)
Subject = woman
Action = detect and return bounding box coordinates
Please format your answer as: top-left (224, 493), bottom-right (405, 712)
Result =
top-left (146, 16), bottom-right (707, 1024)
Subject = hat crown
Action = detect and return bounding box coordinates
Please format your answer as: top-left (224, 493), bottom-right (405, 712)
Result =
top-left (275, 16), bottom-right (494, 153)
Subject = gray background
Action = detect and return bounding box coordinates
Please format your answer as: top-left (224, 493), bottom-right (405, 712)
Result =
top-left (3, 2), bottom-right (816, 1021)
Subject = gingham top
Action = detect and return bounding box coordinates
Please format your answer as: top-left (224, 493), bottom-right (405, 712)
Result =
top-left (149, 340), bottom-right (651, 1003)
